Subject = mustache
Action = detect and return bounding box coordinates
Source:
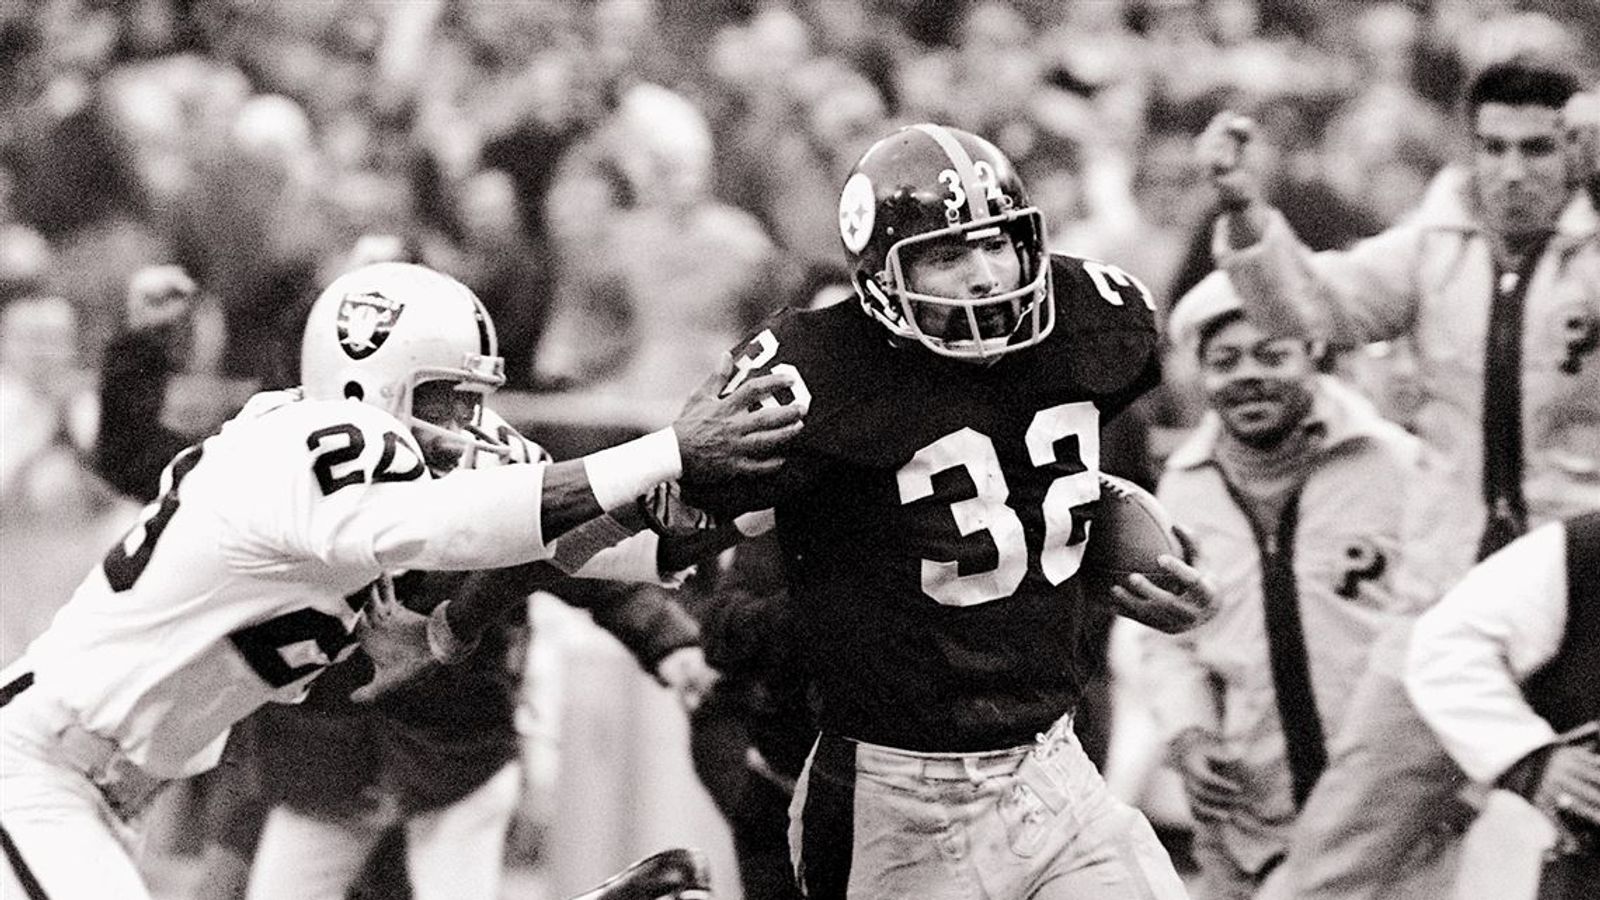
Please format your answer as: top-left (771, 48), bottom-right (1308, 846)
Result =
top-left (1214, 381), bottom-right (1285, 405)
top-left (939, 305), bottom-right (1018, 340)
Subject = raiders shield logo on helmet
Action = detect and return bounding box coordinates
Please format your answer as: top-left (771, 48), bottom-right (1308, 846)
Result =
top-left (337, 290), bottom-right (404, 360)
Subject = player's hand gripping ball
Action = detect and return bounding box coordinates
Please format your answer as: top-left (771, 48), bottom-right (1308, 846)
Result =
top-left (1081, 474), bottom-right (1215, 633)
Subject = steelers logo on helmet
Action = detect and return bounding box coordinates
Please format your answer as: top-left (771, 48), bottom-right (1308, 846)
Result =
top-left (839, 172), bottom-right (876, 255)
top-left (336, 290), bottom-right (405, 360)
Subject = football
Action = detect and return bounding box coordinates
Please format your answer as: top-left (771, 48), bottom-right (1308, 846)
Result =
top-left (1080, 473), bottom-right (1189, 593)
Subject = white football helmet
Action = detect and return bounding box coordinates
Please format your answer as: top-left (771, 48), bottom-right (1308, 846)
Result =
top-left (300, 262), bottom-right (509, 459)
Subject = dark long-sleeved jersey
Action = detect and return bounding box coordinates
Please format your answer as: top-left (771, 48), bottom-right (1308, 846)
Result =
top-left (687, 254), bottom-right (1160, 751)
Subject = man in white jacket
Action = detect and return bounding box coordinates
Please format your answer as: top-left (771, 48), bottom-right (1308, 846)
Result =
top-left (1139, 273), bottom-right (1420, 899)
top-left (1407, 512), bottom-right (1599, 898)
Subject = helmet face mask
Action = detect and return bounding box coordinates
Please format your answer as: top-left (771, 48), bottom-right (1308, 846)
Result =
top-left (882, 211), bottom-right (1051, 358)
top-left (841, 124), bottom-right (1054, 362)
top-left (300, 262), bottom-right (512, 471)
top-left (408, 378), bottom-right (496, 473)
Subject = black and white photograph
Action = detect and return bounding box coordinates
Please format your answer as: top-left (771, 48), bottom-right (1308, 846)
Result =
top-left (0, 1), bottom-right (1596, 898)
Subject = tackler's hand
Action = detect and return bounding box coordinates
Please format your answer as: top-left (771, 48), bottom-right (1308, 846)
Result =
top-left (351, 577), bottom-right (437, 703)
top-left (1107, 553), bottom-right (1218, 634)
top-left (674, 352), bottom-right (808, 482)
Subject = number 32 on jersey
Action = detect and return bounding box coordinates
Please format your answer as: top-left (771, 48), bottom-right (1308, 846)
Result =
top-left (898, 402), bottom-right (1100, 607)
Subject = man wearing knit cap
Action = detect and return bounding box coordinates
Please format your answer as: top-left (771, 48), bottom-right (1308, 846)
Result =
top-left (1137, 271), bottom-right (1422, 899)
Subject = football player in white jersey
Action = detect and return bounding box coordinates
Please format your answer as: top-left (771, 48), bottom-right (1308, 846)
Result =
top-left (0, 261), bottom-right (805, 899)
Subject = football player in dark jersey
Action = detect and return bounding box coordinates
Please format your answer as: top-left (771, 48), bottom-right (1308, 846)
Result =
top-left (678, 124), bottom-right (1212, 899)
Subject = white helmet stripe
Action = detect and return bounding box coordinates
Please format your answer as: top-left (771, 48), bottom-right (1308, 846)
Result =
top-left (912, 123), bottom-right (987, 221)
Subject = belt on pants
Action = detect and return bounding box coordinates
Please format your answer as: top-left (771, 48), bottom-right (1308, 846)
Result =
top-left (833, 713), bottom-right (1074, 783)
top-left (0, 671), bottom-right (167, 822)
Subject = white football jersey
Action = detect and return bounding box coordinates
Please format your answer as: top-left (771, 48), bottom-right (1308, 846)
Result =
top-left (15, 391), bottom-right (557, 777)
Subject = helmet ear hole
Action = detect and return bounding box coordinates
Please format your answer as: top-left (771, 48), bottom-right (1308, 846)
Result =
top-left (343, 382), bottom-right (364, 401)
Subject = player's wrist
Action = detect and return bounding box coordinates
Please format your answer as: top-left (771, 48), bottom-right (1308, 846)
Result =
top-left (426, 600), bottom-right (479, 664)
top-left (655, 526), bottom-right (741, 575)
top-left (1219, 198), bottom-right (1269, 249)
top-left (548, 513), bottom-right (641, 574)
top-left (1497, 743), bottom-right (1556, 802)
top-left (583, 427), bottom-right (683, 512)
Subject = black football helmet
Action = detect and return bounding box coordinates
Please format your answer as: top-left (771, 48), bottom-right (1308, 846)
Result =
top-left (838, 123), bottom-right (1052, 361)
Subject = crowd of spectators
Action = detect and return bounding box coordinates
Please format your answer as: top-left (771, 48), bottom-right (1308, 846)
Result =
top-left (3, 0), bottom-right (1594, 396)
top-left (3, 1), bottom-right (1599, 898)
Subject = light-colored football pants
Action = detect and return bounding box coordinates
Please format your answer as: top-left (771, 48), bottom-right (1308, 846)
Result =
top-left (0, 763), bottom-right (153, 900)
top-left (244, 755), bottom-right (518, 896)
top-left (789, 713), bottom-right (1190, 900)
top-left (1, 678), bottom-right (159, 900)
top-left (245, 761), bottom-right (522, 900)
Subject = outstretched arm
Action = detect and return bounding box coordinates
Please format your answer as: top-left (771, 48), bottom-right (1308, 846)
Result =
top-left (360, 560), bottom-right (713, 705)
top-left (523, 356), bottom-right (805, 545)
top-left (301, 355), bottom-right (807, 575)
top-left (426, 483), bottom-right (775, 660)
top-left (1195, 111), bottom-right (1421, 346)
top-left (428, 558), bottom-right (701, 663)
top-left (94, 265), bottom-right (198, 501)
top-left (1195, 111), bottom-right (1270, 247)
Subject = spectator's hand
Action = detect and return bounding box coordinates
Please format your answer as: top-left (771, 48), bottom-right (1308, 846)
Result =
top-left (1171, 727), bottom-right (1246, 822)
top-left (1196, 111), bottom-right (1263, 211)
top-left (674, 353), bottom-right (808, 482)
top-left (1106, 554), bottom-right (1218, 634)
top-left (655, 646), bottom-right (720, 714)
top-left (351, 577), bottom-right (437, 702)
top-left (125, 264), bottom-right (195, 332)
top-left (1533, 744), bottom-right (1600, 831)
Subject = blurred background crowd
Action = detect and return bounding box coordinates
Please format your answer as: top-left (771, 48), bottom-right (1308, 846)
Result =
top-left (2, 0), bottom-right (1598, 898)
